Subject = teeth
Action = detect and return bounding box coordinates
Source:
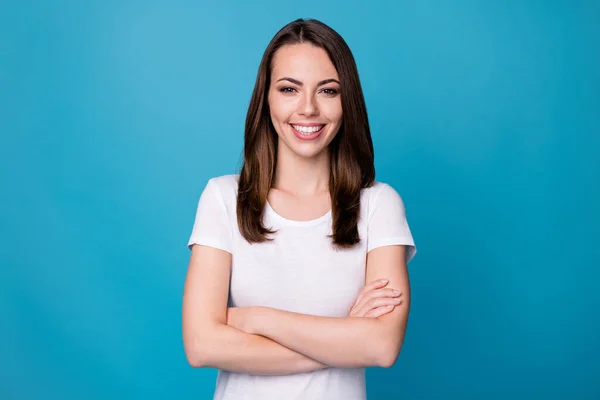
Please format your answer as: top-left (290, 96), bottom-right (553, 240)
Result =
top-left (292, 124), bottom-right (324, 134)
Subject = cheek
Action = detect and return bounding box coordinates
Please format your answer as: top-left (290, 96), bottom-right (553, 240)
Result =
top-left (269, 96), bottom-right (295, 125)
top-left (323, 100), bottom-right (343, 124)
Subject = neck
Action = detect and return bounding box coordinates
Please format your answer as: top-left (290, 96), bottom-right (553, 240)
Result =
top-left (273, 144), bottom-right (330, 196)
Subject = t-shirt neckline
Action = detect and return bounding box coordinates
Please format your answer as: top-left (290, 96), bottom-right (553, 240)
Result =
top-left (265, 200), bottom-right (332, 227)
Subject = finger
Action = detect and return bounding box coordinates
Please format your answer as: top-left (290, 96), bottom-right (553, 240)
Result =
top-left (365, 305), bottom-right (393, 318)
top-left (348, 307), bottom-right (359, 318)
top-left (365, 305), bottom-right (395, 318)
top-left (354, 288), bottom-right (402, 313)
top-left (353, 279), bottom-right (389, 308)
top-left (354, 279), bottom-right (389, 306)
top-left (368, 296), bottom-right (402, 309)
top-left (349, 293), bottom-right (397, 318)
top-left (355, 296), bottom-right (402, 317)
top-left (370, 288), bottom-right (402, 299)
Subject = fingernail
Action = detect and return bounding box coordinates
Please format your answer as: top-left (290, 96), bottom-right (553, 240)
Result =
top-left (393, 290), bottom-right (401, 294)
top-left (380, 279), bottom-right (389, 283)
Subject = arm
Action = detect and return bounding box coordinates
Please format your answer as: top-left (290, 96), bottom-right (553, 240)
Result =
top-left (235, 245), bottom-right (411, 368)
top-left (182, 244), bottom-right (329, 375)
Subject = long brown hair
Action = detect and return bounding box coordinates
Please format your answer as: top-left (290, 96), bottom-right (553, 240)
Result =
top-left (237, 18), bottom-right (375, 249)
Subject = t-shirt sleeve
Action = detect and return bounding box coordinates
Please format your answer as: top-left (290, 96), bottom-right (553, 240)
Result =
top-left (367, 183), bottom-right (417, 262)
top-left (187, 179), bottom-right (233, 253)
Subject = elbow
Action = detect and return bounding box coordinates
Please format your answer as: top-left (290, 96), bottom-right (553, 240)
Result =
top-left (184, 338), bottom-right (206, 368)
top-left (186, 355), bottom-right (204, 368)
top-left (376, 339), bottom-right (403, 368)
top-left (183, 320), bottom-right (224, 368)
top-left (378, 349), bottom-right (400, 368)
top-left (185, 347), bottom-right (205, 368)
top-left (183, 328), bottom-right (214, 368)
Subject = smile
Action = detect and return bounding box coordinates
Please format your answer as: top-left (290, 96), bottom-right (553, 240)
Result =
top-left (290, 124), bottom-right (326, 140)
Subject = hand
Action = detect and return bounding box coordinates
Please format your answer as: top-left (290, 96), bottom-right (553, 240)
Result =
top-left (348, 279), bottom-right (403, 318)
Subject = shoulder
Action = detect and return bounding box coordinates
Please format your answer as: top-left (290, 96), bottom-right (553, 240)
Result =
top-left (361, 181), bottom-right (406, 217)
top-left (362, 181), bottom-right (403, 204)
top-left (207, 174), bottom-right (240, 191)
top-left (205, 174), bottom-right (240, 206)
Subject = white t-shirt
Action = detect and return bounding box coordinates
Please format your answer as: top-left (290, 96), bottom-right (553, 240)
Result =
top-left (187, 174), bottom-right (416, 400)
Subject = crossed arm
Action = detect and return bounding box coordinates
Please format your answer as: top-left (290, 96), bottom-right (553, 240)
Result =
top-left (182, 244), bottom-right (411, 375)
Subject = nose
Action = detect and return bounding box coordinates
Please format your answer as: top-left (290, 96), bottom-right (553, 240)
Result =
top-left (298, 92), bottom-right (319, 117)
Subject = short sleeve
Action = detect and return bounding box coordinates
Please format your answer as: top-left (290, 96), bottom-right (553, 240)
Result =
top-left (367, 183), bottom-right (417, 262)
top-left (187, 179), bottom-right (233, 253)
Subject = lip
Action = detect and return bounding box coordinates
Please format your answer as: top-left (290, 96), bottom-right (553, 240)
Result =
top-left (290, 123), bottom-right (326, 141)
top-left (290, 122), bottom-right (325, 127)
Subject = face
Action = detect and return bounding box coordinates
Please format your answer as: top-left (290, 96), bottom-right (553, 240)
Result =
top-left (267, 43), bottom-right (343, 160)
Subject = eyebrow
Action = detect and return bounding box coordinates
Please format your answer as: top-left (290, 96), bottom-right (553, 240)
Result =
top-left (276, 77), bottom-right (340, 86)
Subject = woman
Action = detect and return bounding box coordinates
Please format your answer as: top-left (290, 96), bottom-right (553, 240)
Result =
top-left (182, 18), bottom-right (417, 400)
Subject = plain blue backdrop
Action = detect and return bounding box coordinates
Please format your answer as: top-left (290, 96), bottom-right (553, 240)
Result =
top-left (1, 0), bottom-right (599, 399)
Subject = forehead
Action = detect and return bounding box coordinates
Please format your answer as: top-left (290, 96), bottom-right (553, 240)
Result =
top-left (271, 43), bottom-right (339, 81)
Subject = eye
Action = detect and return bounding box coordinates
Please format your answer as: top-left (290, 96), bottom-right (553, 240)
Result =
top-left (321, 88), bottom-right (339, 96)
top-left (279, 87), bottom-right (297, 93)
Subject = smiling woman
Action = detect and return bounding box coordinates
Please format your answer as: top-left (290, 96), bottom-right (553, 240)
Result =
top-left (182, 18), bottom-right (417, 400)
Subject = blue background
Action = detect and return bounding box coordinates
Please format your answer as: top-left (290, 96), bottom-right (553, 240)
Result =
top-left (2, 0), bottom-right (599, 399)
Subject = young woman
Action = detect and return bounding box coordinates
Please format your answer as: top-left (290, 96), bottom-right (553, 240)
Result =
top-left (182, 18), bottom-right (417, 400)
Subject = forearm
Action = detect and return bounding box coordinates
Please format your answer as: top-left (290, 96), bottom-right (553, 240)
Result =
top-left (197, 322), bottom-right (329, 375)
top-left (252, 307), bottom-right (386, 368)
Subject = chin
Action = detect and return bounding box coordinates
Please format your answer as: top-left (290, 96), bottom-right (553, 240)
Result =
top-left (295, 148), bottom-right (329, 159)
top-left (283, 139), bottom-right (330, 160)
